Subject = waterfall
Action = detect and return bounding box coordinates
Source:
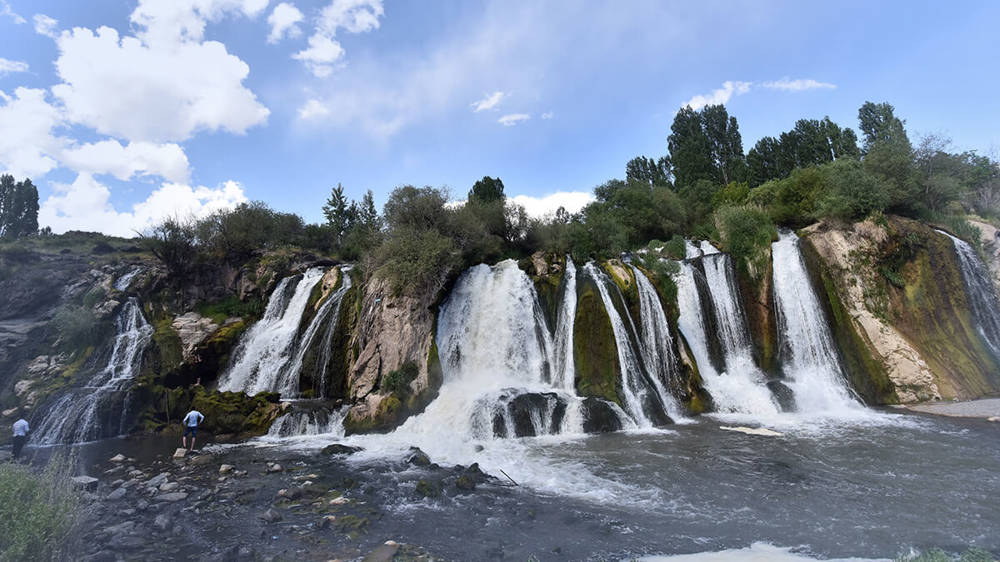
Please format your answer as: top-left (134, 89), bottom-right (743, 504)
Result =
top-left (33, 298), bottom-right (154, 444)
top-left (582, 263), bottom-right (669, 427)
top-left (685, 240), bottom-right (702, 259)
top-left (939, 230), bottom-right (1000, 360)
top-left (278, 267), bottom-right (354, 398)
top-left (217, 268), bottom-right (326, 395)
top-left (675, 258), bottom-right (779, 415)
top-left (631, 265), bottom-right (685, 420)
top-left (771, 232), bottom-right (860, 413)
top-left (700, 240), bottom-right (720, 256)
top-left (114, 267), bottom-right (142, 291)
top-left (551, 257), bottom-right (577, 392)
top-left (266, 404), bottom-right (348, 438)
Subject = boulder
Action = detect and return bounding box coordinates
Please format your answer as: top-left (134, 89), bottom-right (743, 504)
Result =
top-left (766, 380), bottom-right (796, 412)
top-left (153, 514), bottom-right (171, 532)
top-left (259, 508), bottom-right (282, 523)
top-left (414, 479), bottom-right (441, 498)
top-left (580, 397), bottom-right (624, 433)
top-left (107, 487), bottom-right (127, 501)
top-left (491, 391), bottom-right (567, 437)
top-left (157, 492), bottom-right (188, 502)
top-left (405, 447), bottom-right (431, 467)
top-left (71, 475), bottom-right (99, 491)
top-left (147, 472), bottom-right (170, 488)
top-left (265, 462), bottom-right (282, 473)
top-left (321, 444), bottom-right (362, 456)
top-left (158, 482), bottom-right (179, 492)
top-left (219, 464), bottom-right (234, 474)
top-left (362, 542), bottom-right (400, 562)
top-left (172, 448), bottom-right (187, 459)
top-left (171, 312), bottom-right (220, 361)
top-left (109, 453), bottom-right (126, 463)
top-left (13, 379), bottom-right (33, 397)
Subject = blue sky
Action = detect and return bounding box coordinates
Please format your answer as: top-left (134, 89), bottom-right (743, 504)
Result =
top-left (1, 0), bottom-right (998, 235)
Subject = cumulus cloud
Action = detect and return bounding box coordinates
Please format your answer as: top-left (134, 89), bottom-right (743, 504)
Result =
top-left (471, 91), bottom-right (505, 112)
top-left (498, 113), bottom-right (530, 127)
top-left (33, 14), bottom-right (58, 38)
top-left (0, 88), bottom-right (65, 179)
top-left (39, 173), bottom-right (247, 236)
top-left (510, 191), bottom-right (593, 218)
top-left (268, 2), bottom-right (304, 43)
top-left (129, 0), bottom-right (268, 46)
top-left (51, 25), bottom-right (269, 142)
top-left (60, 140), bottom-right (190, 183)
top-left (761, 78), bottom-right (836, 91)
top-left (0, 58), bottom-right (28, 75)
top-left (682, 80), bottom-right (752, 111)
top-left (294, 0), bottom-right (384, 77)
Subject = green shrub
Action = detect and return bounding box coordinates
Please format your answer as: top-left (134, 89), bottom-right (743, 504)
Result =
top-left (0, 456), bottom-right (81, 561)
top-left (381, 361), bottom-right (419, 395)
top-left (818, 158), bottom-right (891, 221)
top-left (663, 235), bottom-right (686, 260)
top-left (713, 205), bottom-right (777, 278)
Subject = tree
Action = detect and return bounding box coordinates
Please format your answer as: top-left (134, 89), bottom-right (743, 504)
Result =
top-left (858, 101), bottom-right (910, 153)
top-left (0, 175), bottom-right (39, 239)
top-left (468, 176), bottom-right (505, 204)
top-left (322, 183), bottom-right (355, 242)
top-left (625, 156), bottom-right (672, 187)
top-left (746, 117), bottom-right (859, 187)
top-left (668, 106), bottom-right (715, 188)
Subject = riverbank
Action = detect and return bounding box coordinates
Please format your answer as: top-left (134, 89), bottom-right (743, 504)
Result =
top-left (901, 397), bottom-right (1000, 419)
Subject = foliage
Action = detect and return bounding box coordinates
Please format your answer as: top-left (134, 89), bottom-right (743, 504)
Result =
top-left (0, 174), bottom-right (39, 239)
top-left (668, 104), bottom-right (745, 188)
top-left (713, 205), bottom-right (777, 277)
top-left (746, 117), bottom-right (859, 187)
top-left (381, 361), bottom-right (419, 395)
top-left (0, 455), bottom-right (81, 561)
top-left (817, 158), bottom-right (891, 221)
top-left (626, 155), bottom-right (672, 187)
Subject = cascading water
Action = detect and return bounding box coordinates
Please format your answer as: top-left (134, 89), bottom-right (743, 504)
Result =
top-left (217, 268), bottom-right (325, 395)
top-left (583, 263), bottom-right (669, 427)
top-left (278, 267), bottom-right (354, 397)
top-left (939, 230), bottom-right (1000, 360)
top-left (684, 240), bottom-right (702, 259)
top-left (551, 257), bottom-right (577, 392)
top-left (631, 265), bottom-right (685, 421)
top-left (771, 232), bottom-right (860, 413)
top-left (699, 240), bottom-right (720, 256)
top-left (266, 405), bottom-right (349, 438)
top-left (674, 258), bottom-right (779, 415)
top-left (33, 297), bottom-right (154, 444)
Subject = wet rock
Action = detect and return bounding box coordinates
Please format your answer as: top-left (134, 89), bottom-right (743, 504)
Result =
top-left (321, 443), bottom-right (362, 456)
top-left (414, 479), bottom-right (441, 498)
top-left (172, 312), bottom-right (220, 361)
top-left (580, 397), bottom-right (624, 433)
top-left (317, 515), bottom-right (337, 529)
top-left (219, 464), bottom-right (234, 474)
top-left (454, 462), bottom-right (489, 492)
top-left (259, 508), bottom-right (282, 523)
top-left (159, 482), bottom-right (180, 492)
top-left (157, 492), bottom-right (188, 502)
top-left (219, 545), bottom-right (256, 562)
top-left (71, 476), bottom-right (99, 491)
top-left (405, 447), bottom-right (431, 467)
top-left (107, 487), bottom-right (127, 501)
top-left (172, 448), bottom-right (188, 459)
top-left (153, 514), bottom-right (171, 531)
top-left (362, 541), bottom-right (400, 562)
top-left (492, 392), bottom-right (567, 437)
top-left (766, 380), bottom-right (797, 412)
top-left (109, 453), bottom-right (126, 463)
top-left (147, 472), bottom-right (170, 488)
top-left (265, 462), bottom-right (283, 473)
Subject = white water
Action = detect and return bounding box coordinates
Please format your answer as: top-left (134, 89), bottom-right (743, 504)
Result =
top-left (583, 262), bottom-right (658, 427)
top-left (551, 257), bottom-right (577, 392)
top-left (34, 298), bottom-right (154, 444)
top-left (675, 259), bottom-right (779, 415)
top-left (700, 240), bottom-right (721, 256)
top-left (114, 267), bottom-right (142, 291)
top-left (278, 267), bottom-right (354, 397)
top-left (685, 240), bottom-right (702, 259)
top-left (265, 405), bottom-right (348, 439)
top-left (632, 265), bottom-right (686, 421)
top-left (771, 232), bottom-right (861, 414)
top-left (217, 268), bottom-right (326, 395)
top-left (939, 230), bottom-right (1000, 360)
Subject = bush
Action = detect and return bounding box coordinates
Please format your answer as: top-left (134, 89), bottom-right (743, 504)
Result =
top-left (0, 456), bottom-right (81, 561)
top-left (714, 205), bottom-right (778, 278)
top-left (381, 361), bottom-right (419, 395)
top-left (375, 228), bottom-right (458, 296)
top-left (818, 158), bottom-right (891, 221)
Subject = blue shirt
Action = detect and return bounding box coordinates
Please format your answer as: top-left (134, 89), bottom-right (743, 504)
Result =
top-left (183, 411), bottom-right (204, 427)
top-left (12, 419), bottom-right (29, 437)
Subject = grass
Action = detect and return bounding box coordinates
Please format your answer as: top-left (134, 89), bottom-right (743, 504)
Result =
top-left (0, 455), bottom-right (81, 561)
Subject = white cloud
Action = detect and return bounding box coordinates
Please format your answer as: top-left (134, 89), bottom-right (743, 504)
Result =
top-left (0, 58), bottom-right (28, 75)
top-left (268, 2), bottom-right (304, 43)
top-left (129, 0), bottom-right (269, 46)
top-left (0, 88), bottom-right (65, 179)
top-left (541, 111), bottom-right (553, 120)
top-left (1, 1), bottom-right (25, 24)
top-left (471, 91), bottom-right (505, 112)
top-left (294, 0), bottom-right (384, 77)
top-left (60, 140), bottom-right (190, 183)
top-left (39, 173), bottom-right (247, 236)
top-left (298, 98), bottom-right (331, 120)
top-left (498, 113), bottom-right (530, 127)
top-left (33, 14), bottom-right (58, 38)
top-left (51, 25), bottom-right (269, 142)
top-left (682, 80), bottom-right (752, 111)
top-left (510, 191), bottom-right (593, 218)
top-left (761, 78), bottom-right (836, 92)
top-left (292, 34), bottom-right (345, 77)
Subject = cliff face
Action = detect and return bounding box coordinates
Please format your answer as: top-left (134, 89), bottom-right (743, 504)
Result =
top-left (801, 217), bottom-right (1000, 403)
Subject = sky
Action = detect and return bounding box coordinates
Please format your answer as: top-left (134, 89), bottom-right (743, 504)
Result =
top-left (1, 0), bottom-right (998, 236)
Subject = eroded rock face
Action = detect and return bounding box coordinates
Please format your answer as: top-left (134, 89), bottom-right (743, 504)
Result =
top-left (170, 312), bottom-right (220, 361)
top-left (968, 219), bottom-right (1000, 296)
top-left (803, 220), bottom-right (939, 403)
top-left (344, 275), bottom-right (441, 432)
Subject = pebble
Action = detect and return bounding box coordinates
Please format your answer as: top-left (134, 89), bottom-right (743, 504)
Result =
top-left (157, 492), bottom-right (189, 502)
top-left (266, 462), bottom-right (283, 473)
top-left (219, 464), bottom-right (234, 474)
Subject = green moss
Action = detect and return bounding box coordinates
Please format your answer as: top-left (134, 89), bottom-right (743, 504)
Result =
top-left (735, 256), bottom-right (779, 375)
top-left (195, 296), bottom-right (264, 325)
top-left (151, 316), bottom-right (184, 372)
top-left (333, 514), bottom-right (369, 539)
top-left (572, 280), bottom-right (621, 405)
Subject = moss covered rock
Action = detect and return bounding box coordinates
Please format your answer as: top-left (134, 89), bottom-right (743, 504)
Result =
top-left (572, 277), bottom-right (621, 405)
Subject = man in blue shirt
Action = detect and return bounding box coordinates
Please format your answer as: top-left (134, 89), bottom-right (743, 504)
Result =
top-left (182, 409), bottom-right (204, 451)
top-left (11, 417), bottom-right (29, 459)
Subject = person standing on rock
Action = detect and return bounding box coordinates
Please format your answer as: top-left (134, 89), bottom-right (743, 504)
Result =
top-left (181, 409), bottom-right (204, 452)
top-left (11, 417), bottom-right (29, 460)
